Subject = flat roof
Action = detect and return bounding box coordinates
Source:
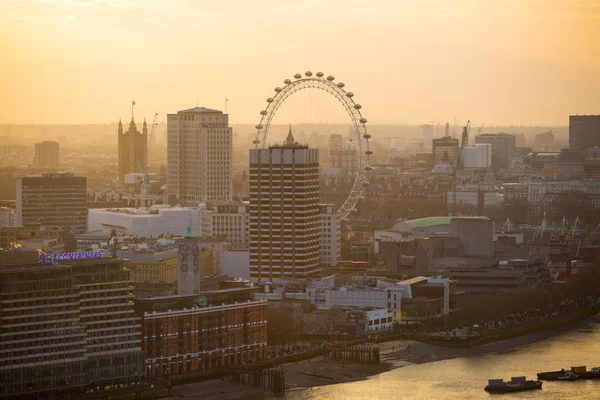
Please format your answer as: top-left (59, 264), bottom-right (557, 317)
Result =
top-left (401, 216), bottom-right (489, 230)
top-left (177, 107), bottom-right (223, 114)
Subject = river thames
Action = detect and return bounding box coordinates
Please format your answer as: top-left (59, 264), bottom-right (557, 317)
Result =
top-left (282, 317), bottom-right (600, 400)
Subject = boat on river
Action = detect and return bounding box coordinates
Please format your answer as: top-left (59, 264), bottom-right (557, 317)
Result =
top-left (537, 369), bottom-right (579, 381)
top-left (484, 377), bottom-right (543, 393)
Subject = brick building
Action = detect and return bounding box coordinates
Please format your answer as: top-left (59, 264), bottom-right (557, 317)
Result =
top-left (136, 295), bottom-right (267, 378)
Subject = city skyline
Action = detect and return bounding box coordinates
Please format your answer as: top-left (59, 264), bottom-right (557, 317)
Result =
top-left (1, 0), bottom-right (599, 126)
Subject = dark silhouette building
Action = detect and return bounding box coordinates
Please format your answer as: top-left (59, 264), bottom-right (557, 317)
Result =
top-left (118, 117), bottom-right (147, 184)
top-left (570, 115), bottom-right (600, 151)
top-left (16, 173), bottom-right (88, 233)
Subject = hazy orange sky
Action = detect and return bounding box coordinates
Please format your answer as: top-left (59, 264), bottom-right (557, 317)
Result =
top-left (1, 0), bottom-right (599, 126)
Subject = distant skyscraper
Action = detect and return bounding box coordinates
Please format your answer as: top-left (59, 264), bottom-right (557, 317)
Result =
top-left (33, 141), bottom-right (59, 169)
top-left (569, 115), bottom-right (600, 151)
top-left (432, 136), bottom-right (459, 166)
top-left (16, 173), bottom-right (87, 233)
top-left (118, 117), bottom-right (147, 184)
top-left (249, 127), bottom-right (320, 282)
top-left (475, 133), bottom-right (516, 171)
top-left (167, 107), bottom-right (232, 205)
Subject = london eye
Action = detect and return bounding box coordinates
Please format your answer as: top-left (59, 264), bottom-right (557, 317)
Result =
top-left (253, 71), bottom-right (373, 220)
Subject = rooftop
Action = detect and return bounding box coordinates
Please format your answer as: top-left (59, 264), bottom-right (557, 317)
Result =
top-left (177, 107), bottom-right (223, 114)
top-left (400, 216), bottom-right (490, 230)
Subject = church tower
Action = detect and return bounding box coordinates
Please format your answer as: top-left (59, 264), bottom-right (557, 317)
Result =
top-left (117, 110), bottom-right (148, 185)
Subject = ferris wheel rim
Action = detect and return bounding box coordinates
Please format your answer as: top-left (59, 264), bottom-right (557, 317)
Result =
top-left (253, 72), bottom-right (372, 220)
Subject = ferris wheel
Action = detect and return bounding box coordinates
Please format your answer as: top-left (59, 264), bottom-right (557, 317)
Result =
top-left (253, 71), bottom-right (373, 220)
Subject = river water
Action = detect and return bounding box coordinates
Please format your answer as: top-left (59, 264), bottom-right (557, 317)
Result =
top-left (284, 318), bottom-right (600, 400)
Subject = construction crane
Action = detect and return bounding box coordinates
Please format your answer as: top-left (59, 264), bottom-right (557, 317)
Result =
top-left (461, 120), bottom-right (471, 148)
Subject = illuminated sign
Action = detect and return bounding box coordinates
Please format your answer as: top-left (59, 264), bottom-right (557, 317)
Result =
top-left (39, 250), bottom-right (103, 264)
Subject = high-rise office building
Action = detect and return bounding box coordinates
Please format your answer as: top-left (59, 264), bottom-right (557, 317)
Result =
top-left (0, 254), bottom-right (143, 397)
top-left (167, 107), bottom-right (232, 205)
top-left (249, 127), bottom-right (320, 282)
top-left (33, 141), bottom-right (59, 169)
top-left (569, 115), bottom-right (600, 151)
top-left (16, 173), bottom-right (88, 233)
top-left (118, 117), bottom-right (147, 184)
top-left (474, 133), bottom-right (516, 171)
top-left (432, 136), bottom-right (459, 166)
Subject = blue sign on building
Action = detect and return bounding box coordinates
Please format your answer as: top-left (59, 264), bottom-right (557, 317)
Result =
top-left (39, 250), bottom-right (103, 264)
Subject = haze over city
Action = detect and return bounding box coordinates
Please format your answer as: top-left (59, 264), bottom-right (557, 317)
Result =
top-left (1, 0), bottom-right (599, 125)
top-left (2, 1), bottom-right (600, 400)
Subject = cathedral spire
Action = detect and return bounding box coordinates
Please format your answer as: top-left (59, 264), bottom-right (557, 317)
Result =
top-left (285, 123), bottom-right (295, 146)
top-left (118, 118), bottom-right (123, 135)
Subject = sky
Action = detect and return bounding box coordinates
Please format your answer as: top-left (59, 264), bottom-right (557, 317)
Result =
top-left (0, 0), bottom-right (599, 126)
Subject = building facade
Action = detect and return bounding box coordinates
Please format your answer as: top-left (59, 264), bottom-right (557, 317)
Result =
top-left (200, 202), bottom-right (249, 250)
top-left (16, 173), bottom-right (88, 233)
top-left (33, 141), bottom-right (59, 169)
top-left (570, 115), bottom-right (600, 151)
top-left (137, 296), bottom-right (267, 377)
top-left (249, 128), bottom-right (321, 282)
top-left (167, 107), bottom-right (232, 205)
top-left (475, 133), bottom-right (516, 170)
top-left (118, 118), bottom-right (148, 185)
top-left (0, 256), bottom-right (143, 398)
top-left (330, 145), bottom-right (357, 176)
top-left (504, 181), bottom-right (600, 222)
top-left (120, 249), bottom-right (179, 284)
top-left (432, 136), bottom-right (459, 166)
top-left (320, 204), bottom-right (341, 267)
top-left (460, 143), bottom-right (492, 169)
top-left (0, 206), bottom-right (16, 229)
top-left (177, 235), bottom-right (214, 294)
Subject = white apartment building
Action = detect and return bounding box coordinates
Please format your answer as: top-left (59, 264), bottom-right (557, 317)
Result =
top-left (200, 202), bottom-right (249, 250)
top-left (167, 107), bottom-right (232, 205)
top-left (320, 204), bottom-right (341, 267)
top-left (249, 128), bottom-right (320, 282)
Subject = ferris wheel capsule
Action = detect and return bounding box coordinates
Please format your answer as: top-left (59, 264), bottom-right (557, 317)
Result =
top-left (305, 71), bottom-right (313, 77)
top-left (363, 132), bottom-right (371, 139)
top-left (354, 104), bottom-right (362, 109)
top-left (275, 87), bottom-right (282, 92)
top-left (266, 98), bottom-right (273, 103)
top-left (327, 75), bottom-right (335, 81)
top-left (360, 117), bottom-right (368, 124)
top-left (363, 180), bottom-right (370, 186)
top-left (252, 139), bottom-right (261, 145)
top-left (365, 149), bottom-right (373, 155)
top-left (346, 92), bottom-right (354, 98)
top-left (316, 72), bottom-right (324, 77)
top-left (260, 110), bottom-right (268, 115)
top-left (284, 79), bottom-right (292, 85)
top-left (364, 165), bottom-right (373, 172)
top-left (294, 73), bottom-right (302, 79)
top-left (255, 124), bottom-right (263, 130)
top-left (337, 82), bottom-right (345, 88)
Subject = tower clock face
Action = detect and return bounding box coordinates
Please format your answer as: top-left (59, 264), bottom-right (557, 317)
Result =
top-left (181, 263), bottom-right (188, 271)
